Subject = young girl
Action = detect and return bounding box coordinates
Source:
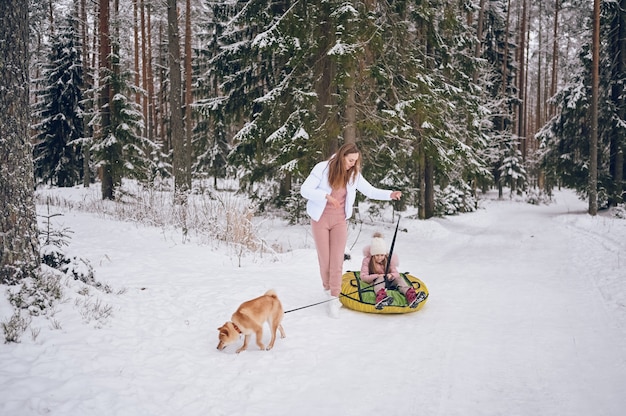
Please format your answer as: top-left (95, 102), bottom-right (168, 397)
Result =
top-left (360, 232), bottom-right (424, 309)
top-left (300, 143), bottom-right (402, 318)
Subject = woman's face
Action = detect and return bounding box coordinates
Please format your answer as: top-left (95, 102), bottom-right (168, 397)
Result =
top-left (343, 152), bottom-right (359, 170)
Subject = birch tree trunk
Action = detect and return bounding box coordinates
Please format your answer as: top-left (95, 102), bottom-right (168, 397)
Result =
top-left (0, 0), bottom-right (41, 284)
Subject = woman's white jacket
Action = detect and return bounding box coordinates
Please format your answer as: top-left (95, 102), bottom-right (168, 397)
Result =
top-left (300, 160), bottom-right (393, 221)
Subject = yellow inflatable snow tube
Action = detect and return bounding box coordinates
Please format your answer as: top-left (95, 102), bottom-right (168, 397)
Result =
top-left (339, 271), bottom-right (429, 314)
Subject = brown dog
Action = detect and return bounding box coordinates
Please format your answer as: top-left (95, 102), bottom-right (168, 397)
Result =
top-left (217, 289), bottom-right (286, 353)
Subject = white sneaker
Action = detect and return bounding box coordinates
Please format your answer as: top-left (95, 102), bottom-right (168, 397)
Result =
top-left (327, 296), bottom-right (341, 318)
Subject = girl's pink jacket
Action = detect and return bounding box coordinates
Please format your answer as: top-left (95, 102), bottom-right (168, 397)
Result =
top-left (359, 245), bottom-right (400, 284)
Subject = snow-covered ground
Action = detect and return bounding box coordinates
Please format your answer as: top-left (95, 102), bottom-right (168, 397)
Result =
top-left (1, 187), bottom-right (625, 416)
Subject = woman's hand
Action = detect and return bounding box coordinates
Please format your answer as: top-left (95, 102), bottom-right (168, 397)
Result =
top-left (326, 194), bottom-right (341, 208)
top-left (390, 191), bottom-right (402, 200)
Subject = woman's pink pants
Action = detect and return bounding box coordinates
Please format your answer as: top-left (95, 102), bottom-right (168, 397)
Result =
top-left (311, 210), bottom-right (347, 297)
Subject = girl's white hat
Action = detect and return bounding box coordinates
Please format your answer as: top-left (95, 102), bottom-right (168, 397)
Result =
top-left (370, 233), bottom-right (387, 256)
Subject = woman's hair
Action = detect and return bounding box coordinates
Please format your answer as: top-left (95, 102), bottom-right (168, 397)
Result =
top-left (327, 143), bottom-right (361, 189)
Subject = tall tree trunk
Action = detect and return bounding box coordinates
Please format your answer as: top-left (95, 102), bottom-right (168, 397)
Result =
top-left (343, 72), bottom-right (356, 144)
top-left (501, 0), bottom-right (511, 132)
top-left (473, 0), bottom-right (486, 83)
top-left (99, 0), bottom-right (114, 199)
top-left (616, 0), bottom-right (626, 204)
top-left (134, 0), bottom-right (141, 105)
top-left (589, 0), bottom-right (600, 215)
top-left (423, 41), bottom-right (435, 218)
top-left (81, 0), bottom-right (91, 187)
top-left (315, 3), bottom-right (340, 156)
top-left (424, 155), bottom-right (435, 218)
top-left (168, 0), bottom-right (189, 195)
top-left (418, 141), bottom-right (426, 220)
top-left (184, 0), bottom-right (193, 175)
top-left (521, 3), bottom-right (531, 159)
top-left (609, 0), bottom-right (625, 206)
top-left (147, 4), bottom-right (156, 145)
top-left (159, 21), bottom-right (169, 154)
top-left (0, 0), bottom-right (41, 283)
top-left (549, 0), bottom-right (559, 118)
top-left (535, 1), bottom-right (542, 140)
top-left (140, 0), bottom-right (148, 137)
top-left (48, 0), bottom-right (54, 34)
top-left (517, 0), bottom-right (527, 157)
top-left (141, 0), bottom-right (156, 144)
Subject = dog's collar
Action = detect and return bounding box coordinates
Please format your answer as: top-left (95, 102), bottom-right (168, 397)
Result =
top-left (231, 322), bottom-right (242, 334)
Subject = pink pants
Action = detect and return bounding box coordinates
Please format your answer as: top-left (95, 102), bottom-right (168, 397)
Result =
top-left (311, 209), bottom-right (347, 297)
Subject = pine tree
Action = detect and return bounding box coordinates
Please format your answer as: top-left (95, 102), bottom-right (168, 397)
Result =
top-left (537, 1), bottom-right (625, 208)
top-left (97, 0), bottom-right (119, 200)
top-left (92, 0), bottom-right (160, 195)
top-left (197, 0), bottom-right (322, 204)
top-left (108, 47), bottom-right (159, 184)
top-left (196, 0), bottom-right (489, 217)
top-left (366, 0), bottom-right (487, 217)
top-left (190, 2), bottom-right (231, 188)
top-left (478, 0), bottom-right (522, 198)
top-left (32, 11), bottom-right (85, 187)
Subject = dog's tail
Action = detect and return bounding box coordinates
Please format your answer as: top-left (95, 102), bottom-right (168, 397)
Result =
top-left (264, 289), bottom-right (278, 298)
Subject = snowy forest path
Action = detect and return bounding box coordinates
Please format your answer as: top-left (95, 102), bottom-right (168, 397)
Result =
top-left (402, 192), bottom-right (626, 416)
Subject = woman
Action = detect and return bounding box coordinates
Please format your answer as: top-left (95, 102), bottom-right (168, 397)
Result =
top-left (300, 143), bottom-right (402, 318)
top-left (360, 232), bottom-right (425, 309)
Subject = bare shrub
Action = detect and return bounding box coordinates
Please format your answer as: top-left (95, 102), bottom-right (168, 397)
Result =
top-left (76, 295), bottom-right (114, 327)
top-left (37, 180), bottom-right (269, 255)
top-left (2, 312), bottom-right (31, 343)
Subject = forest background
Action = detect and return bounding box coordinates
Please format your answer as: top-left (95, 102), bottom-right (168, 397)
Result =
top-left (26, 0), bottom-right (626, 217)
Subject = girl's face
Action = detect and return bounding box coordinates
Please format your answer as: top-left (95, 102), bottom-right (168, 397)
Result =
top-left (343, 152), bottom-right (359, 171)
top-left (373, 254), bottom-right (386, 263)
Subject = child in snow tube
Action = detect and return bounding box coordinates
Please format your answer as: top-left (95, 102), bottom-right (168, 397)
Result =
top-left (360, 232), bottom-right (426, 309)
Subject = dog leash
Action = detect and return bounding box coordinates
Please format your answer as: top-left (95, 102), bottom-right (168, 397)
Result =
top-left (284, 289), bottom-right (365, 314)
top-left (283, 297), bottom-right (338, 314)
